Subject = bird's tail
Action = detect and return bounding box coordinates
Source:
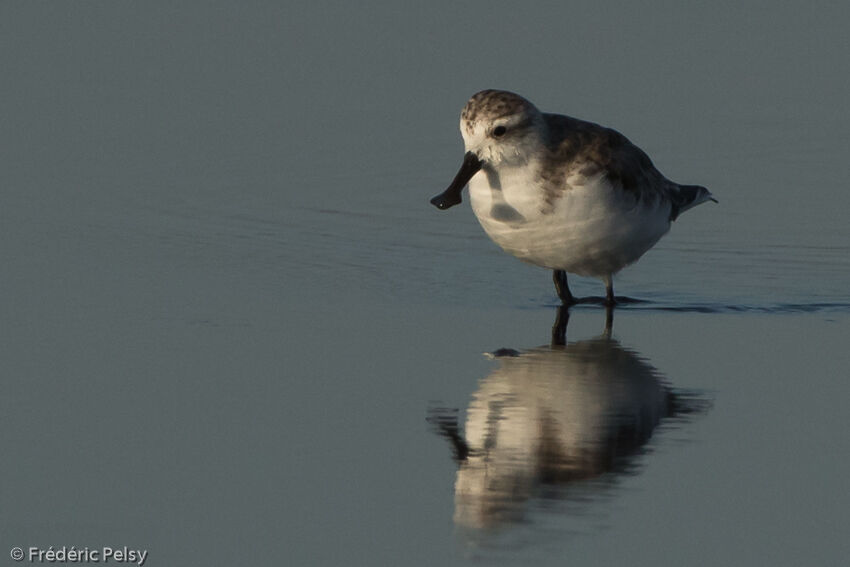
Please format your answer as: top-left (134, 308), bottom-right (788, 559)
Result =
top-left (670, 184), bottom-right (716, 221)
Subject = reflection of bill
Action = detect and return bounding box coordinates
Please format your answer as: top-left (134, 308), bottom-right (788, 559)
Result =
top-left (430, 321), bottom-right (706, 530)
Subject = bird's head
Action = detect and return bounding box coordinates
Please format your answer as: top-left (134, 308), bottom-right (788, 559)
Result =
top-left (431, 90), bottom-right (543, 210)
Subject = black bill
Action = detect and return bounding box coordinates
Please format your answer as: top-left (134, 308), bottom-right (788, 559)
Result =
top-left (430, 151), bottom-right (483, 210)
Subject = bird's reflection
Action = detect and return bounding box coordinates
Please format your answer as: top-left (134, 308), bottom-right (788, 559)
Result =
top-left (429, 307), bottom-right (705, 531)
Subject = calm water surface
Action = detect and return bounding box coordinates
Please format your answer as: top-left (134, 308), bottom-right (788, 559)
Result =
top-left (1, 2), bottom-right (849, 566)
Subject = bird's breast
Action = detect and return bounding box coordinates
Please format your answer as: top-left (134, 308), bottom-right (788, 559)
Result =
top-left (467, 166), bottom-right (671, 275)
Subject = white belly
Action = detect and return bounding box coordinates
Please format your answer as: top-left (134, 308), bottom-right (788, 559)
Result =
top-left (467, 167), bottom-right (671, 277)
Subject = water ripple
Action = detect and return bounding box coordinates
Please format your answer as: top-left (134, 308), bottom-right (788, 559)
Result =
top-left (547, 298), bottom-right (850, 314)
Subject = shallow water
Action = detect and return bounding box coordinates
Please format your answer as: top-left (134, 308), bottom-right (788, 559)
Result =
top-left (2, 2), bottom-right (850, 566)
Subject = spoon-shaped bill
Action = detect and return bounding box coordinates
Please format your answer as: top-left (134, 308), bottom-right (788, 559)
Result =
top-left (430, 151), bottom-right (482, 210)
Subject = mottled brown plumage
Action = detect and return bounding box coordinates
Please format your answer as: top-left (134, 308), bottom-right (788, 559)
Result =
top-left (537, 113), bottom-right (676, 211)
top-left (461, 89), bottom-right (534, 132)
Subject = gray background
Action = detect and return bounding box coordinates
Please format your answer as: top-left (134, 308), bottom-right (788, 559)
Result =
top-left (1, 1), bottom-right (848, 566)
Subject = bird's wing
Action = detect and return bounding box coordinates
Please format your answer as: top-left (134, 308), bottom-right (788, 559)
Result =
top-left (541, 113), bottom-right (669, 203)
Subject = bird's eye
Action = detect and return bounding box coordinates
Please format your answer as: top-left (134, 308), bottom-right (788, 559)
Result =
top-left (492, 125), bottom-right (507, 137)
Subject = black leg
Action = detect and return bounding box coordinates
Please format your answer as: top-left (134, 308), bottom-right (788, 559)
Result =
top-left (604, 275), bottom-right (615, 306)
top-left (553, 270), bottom-right (576, 305)
top-left (551, 305), bottom-right (570, 346)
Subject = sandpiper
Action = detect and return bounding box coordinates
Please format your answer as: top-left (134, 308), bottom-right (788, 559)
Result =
top-left (431, 89), bottom-right (715, 305)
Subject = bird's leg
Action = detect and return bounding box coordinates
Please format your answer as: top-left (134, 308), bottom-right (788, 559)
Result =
top-left (551, 305), bottom-right (570, 346)
top-left (604, 275), bottom-right (615, 306)
top-left (603, 303), bottom-right (614, 338)
top-left (553, 270), bottom-right (576, 305)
